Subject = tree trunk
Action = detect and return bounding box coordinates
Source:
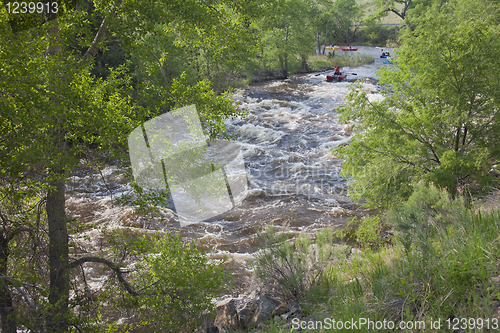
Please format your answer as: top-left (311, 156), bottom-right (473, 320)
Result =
top-left (205, 51), bottom-right (210, 77)
top-left (0, 233), bottom-right (16, 333)
top-left (44, 8), bottom-right (70, 331)
top-left (46, 178), bottom-right (69, 332)
top-left (324, 21), bottom-right (329, 54)
top-left (454, 125), bottom-right (461, 152)
top-left (316, 30), bottom-right (321, 55)
top-left (283, 54), bottom-right (288, 79)
top-left (284, 27), bottom-right (289, 79)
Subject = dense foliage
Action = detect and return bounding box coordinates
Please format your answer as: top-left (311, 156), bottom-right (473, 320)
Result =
top-left (255, 185), bottom-right (500, 332)
top-left (3, 0), bottom-right (498, 330)
top-left (127, 233), bottom-right (229, 332)
top-left (336, 0), bottom-right (500, 207)
top-left (0, 0), bottom-right (251, 331)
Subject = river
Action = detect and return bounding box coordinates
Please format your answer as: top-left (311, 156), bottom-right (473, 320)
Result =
top-left (65, 46), bottom-right (392, 298)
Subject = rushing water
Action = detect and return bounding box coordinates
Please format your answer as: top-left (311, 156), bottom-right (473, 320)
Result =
top-left (65, 46), bottom-right (392, 297)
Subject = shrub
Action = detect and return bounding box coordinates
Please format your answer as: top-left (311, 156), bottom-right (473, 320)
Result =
top-left (254, 226), bottom-right (345, 301)
top-left (126, 232), bottom-right (230, 332)
top-left (387, 182), bottom-right (468, 260)
top-left (321, 184), bottom-right (500, 327)
top-left (384, 184), bottom-right (500, 320)
top-left (335, 215), bottom-right (384, 250)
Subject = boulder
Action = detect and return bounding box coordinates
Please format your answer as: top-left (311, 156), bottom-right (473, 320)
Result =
top-left (288, 300), bottom-right (301, 313)
top-left (215, 294), bottom-right (284, 331)
top-left (281, 311), bottom-right (294, 322)
top-left (214, 299), bottom-right (239, 332)
top-left (272, 303), bottom-right (290, 316)
top-left (237, 299), bottom-right (259, 329)
top-left (247, 294), bottom-right (282, 328)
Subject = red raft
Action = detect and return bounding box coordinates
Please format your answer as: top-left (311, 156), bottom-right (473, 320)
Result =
top-left (341, 47), bottom-right (358, 51)
top-left (326, 74), bottom-right (347, 82)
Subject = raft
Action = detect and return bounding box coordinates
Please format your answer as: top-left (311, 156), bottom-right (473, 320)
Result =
top-left (326, 74), bottom-right (347, 82)
top-left (342, 47), bottom-right (358, 51)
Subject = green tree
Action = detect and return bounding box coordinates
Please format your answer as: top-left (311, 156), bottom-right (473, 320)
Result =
top-left (309, 0), bottom-right (332, 55)
top-left (335, 0), bottom-right (500, 208)
top-left (256, 0), bottom-right (315, 78)
top-left (0, 0), bottom-right (255, 330)
top-left (328, 0), bottom-right (360, 45)
top-left (0, 182), bottom-right (47, 332)
top-left (368, 0), bottom-right (447, 26)
top-left (309, 0), bottom-right (360, 53)
top-left (127, 233), bottom-right (229, 331)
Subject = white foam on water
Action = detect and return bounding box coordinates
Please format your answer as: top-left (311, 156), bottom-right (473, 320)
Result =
top-left (328, 206), bottom-right (357, 218)
top-left (237, 123), bottom-right (286, 143)
top-left (65, 51), bottom-right (390, 305)
top-left (367, 93), bottom-right (385, 103)
top-left (319, 137), bottom-right (351, 151)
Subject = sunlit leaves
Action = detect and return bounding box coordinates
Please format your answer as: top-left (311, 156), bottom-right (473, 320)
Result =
top-left (335, 0), bottom-right (500, 207)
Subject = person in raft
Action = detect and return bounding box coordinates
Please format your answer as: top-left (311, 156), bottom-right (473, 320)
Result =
top-left (334, 66), bottom-right (341, 75)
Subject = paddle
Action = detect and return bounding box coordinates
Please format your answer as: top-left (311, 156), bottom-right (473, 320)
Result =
top-left (316, 72), bottom-right (357, 77)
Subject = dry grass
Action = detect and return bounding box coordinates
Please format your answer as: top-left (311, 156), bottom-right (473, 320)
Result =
top-left (478, 187), bottom-right (500, 212)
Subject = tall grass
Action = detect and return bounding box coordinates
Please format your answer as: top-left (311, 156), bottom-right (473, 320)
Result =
top-left (257, 184), bottom-right (500, 332)
top-left (309, 53), bottom-right (374, 71)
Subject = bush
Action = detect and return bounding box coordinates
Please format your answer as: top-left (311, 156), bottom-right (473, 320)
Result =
top-left (308, 54), bottom-right (374, 72)
top-left (335, 215), bottom-right (384, 250)
top-left (125, 232), bottom-right (230, 332)
top-left (254, 226), bottom-right (346, 301)
top-left (383, 184), bottom-right (500, 321)
top-left (319, 184), bottom-right (500, 328)
top-left (387, 182), bottom-right (468, 259)
top-left (254, 185), bottom-right (500, 330)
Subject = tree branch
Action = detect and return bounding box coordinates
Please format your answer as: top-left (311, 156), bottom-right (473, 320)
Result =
top-left (385, 8), bottom-right (405, 21)
top-left (79, 16), bottom-right (110, 67)
top-left (467, 108), bottom-right (499, 146)
top-left (138, 46), bottom-right (170, 87)
top-left (69, 256), bottom-right (139, 296)
top-left (0, 275), bottom-right (36, 308)
top-left (366, 96), bottom-right (441, 164)
top-left (79, 1), bottom-right (122, 67)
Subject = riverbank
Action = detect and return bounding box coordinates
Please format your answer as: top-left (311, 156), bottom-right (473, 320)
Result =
top-left (250, 46), bottom-right (377, 83)
top-left (63, 48), bottom-right (391, 332)
top-left (209, 185), bottom-right (500, 333)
